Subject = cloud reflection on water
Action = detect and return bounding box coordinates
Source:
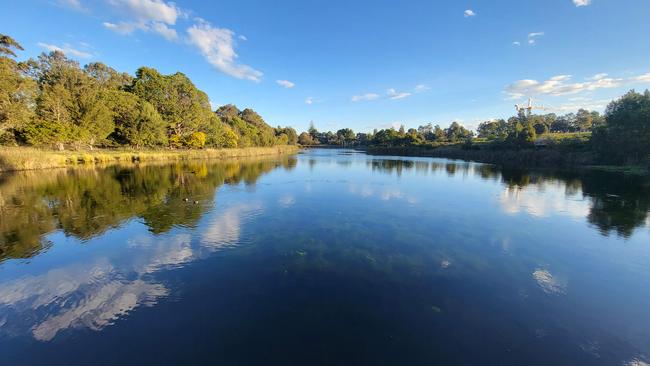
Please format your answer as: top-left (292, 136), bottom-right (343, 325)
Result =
top-left (347, 183), bottom-right (418, 204)
top-left (0, 202), bottom-right (261, 341)
top-left (532, 268), bottom-right (567, 295)
top-left (499, 180), bottom-right (590, 219)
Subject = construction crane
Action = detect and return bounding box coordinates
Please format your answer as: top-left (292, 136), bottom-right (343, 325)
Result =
top-left (515, 97), bottom-right (546, 117)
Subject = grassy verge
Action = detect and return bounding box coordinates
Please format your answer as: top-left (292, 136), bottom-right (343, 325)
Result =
top-left (0, 145), bottom-right (301, 172)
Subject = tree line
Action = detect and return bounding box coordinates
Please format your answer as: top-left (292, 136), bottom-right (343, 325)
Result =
top-left (476, 109), bottom-right (604, 139)
top-left (299, 121), bottom-right (473, 147)
top-left (0, 34), bottom-right (297, 150)
top-left (300, 90), bottom-right (650, 165)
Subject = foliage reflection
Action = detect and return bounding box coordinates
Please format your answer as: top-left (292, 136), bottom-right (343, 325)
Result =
top-left (0, 156), bottom-right (296, 261)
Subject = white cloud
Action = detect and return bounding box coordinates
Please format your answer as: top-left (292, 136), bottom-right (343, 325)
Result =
top-left (276, 79), bottom-right (296, 89)
top-left (150, 22), bottom-right (178, 40)
top-left (414, 84), bottom-right (430, 93)
top-left (587, 73), bottom-right (609, 80)
top-left (305, 97), bottom-right (314, 105)
top-left (103, 0), bottom-right (181, 40)
top-left (102, 2), bottom-right (270, 81)
top-left (352, 85), bottom-right (425, 102)
top-left (513, 32), bottom-right (544, 46)
top-left (387, 88), bottom-right (412, 100)
top-left (528, 32), bottom-right (544, 45)
top-left (37, 42), bottom-right (93, 58)
top-left (351, 93), bottom-right (380, 102)
top-left (109, 0), bottom-right (180, 25)
top-left (633, 73), bottom-right (650, 83)
top-left (103, 21), bottom-right (177, 40)
top-left (464, 9), bottom-right (476, 17)
top-left (187, 20), bottom-right (263, 82)
top-left (573, 0), bottom-right (591, 7)
top-left (55, 0), bottom-right (85, 11)
top-left (102, 21), bottom-right (137, 34)
top-left (504, 73), bottom-right (636, 99)
top-left (554, 98), bottom-right (611, 112)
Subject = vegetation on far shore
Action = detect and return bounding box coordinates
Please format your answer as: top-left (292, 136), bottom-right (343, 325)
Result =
top-left (299, 90), bottom-right (650, 170)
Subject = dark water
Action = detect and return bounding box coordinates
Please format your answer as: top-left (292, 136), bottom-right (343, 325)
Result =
top-left (1, 149), bottom-right (649, 366)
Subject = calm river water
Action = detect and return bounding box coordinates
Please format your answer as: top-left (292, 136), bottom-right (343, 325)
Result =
top-left (0, 148), bottom-right (649, 365)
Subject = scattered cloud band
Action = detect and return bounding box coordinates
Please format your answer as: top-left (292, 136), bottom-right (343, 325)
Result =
top-left (505, 71), bottom-right (650, 100)
top-left (276, 80), bottom-right (296, 89)
top-left (37, 42), bottom-right (93, 58)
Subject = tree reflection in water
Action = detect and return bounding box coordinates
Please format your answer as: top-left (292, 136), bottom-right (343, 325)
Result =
top-left (0, 156), bottom-right (297, 262)
top-left (365, 157), bottom-right (649, 238)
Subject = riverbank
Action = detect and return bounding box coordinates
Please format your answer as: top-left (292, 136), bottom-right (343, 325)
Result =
top-left (0, 145), bottom-right (301, 172)
top-left (362, 145), bottom-right (650, 175)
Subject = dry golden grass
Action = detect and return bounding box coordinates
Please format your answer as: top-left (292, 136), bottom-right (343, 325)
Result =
top-left (0, 146), bottom-right (301, 172)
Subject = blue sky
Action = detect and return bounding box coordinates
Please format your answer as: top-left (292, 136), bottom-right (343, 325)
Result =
top-left (3, 0), bottom-right (650, 132)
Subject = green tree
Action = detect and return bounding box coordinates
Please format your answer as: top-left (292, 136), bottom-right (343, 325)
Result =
top-left (591, 111), bottom-right (605, 128)
top-left (593, 90), bottom-right (650, 164)
top-left (275, 126), bottom-right (298, 145)
top-left (84, 62), bottom-right (132, 90)
top-left (23, 83), bottom-right (74, 148)
top-left (519, 123), bottom-right (537, 144)
top-left (77, 97), bottom-right (114, 148)
top-left (336, 128), bottom-right (356, 145)
top-left (433, 125), bottom-right (445, 141)
top-left (216, 104), bottom-right (240, 119)
top-left (477, 119), bottom-right (508, 140)
top-left (239, 108), bottom-right (276, 146)
top-left (21, 51), bottom-right (116, 148)
top-left (298, 131), bottom-right (315, 145)
top-left (551, 115), bottom-right (572, 132)
top-left (131, 67), bottom-right (214, 142)
top-left (0, 34), bottom-right (36, 144)
top-left (122, 101), bottom-right (167, 148)
top-left (216, 106), bottom-right (278, 147)
top-left (576, 109), bottom-right (594, 132)
top-left (0, 34), bottom-right (24, 57)
top-left (308, 121), bottom-right (319, 139)
top-left (372, 128), bottom-right (401, 145)
top-left (216, 126), bottom-right (239, 148)
top-left (445, 122), bottom-right (472, 142)
top-left (102, 90), bottom-right (140, 145)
